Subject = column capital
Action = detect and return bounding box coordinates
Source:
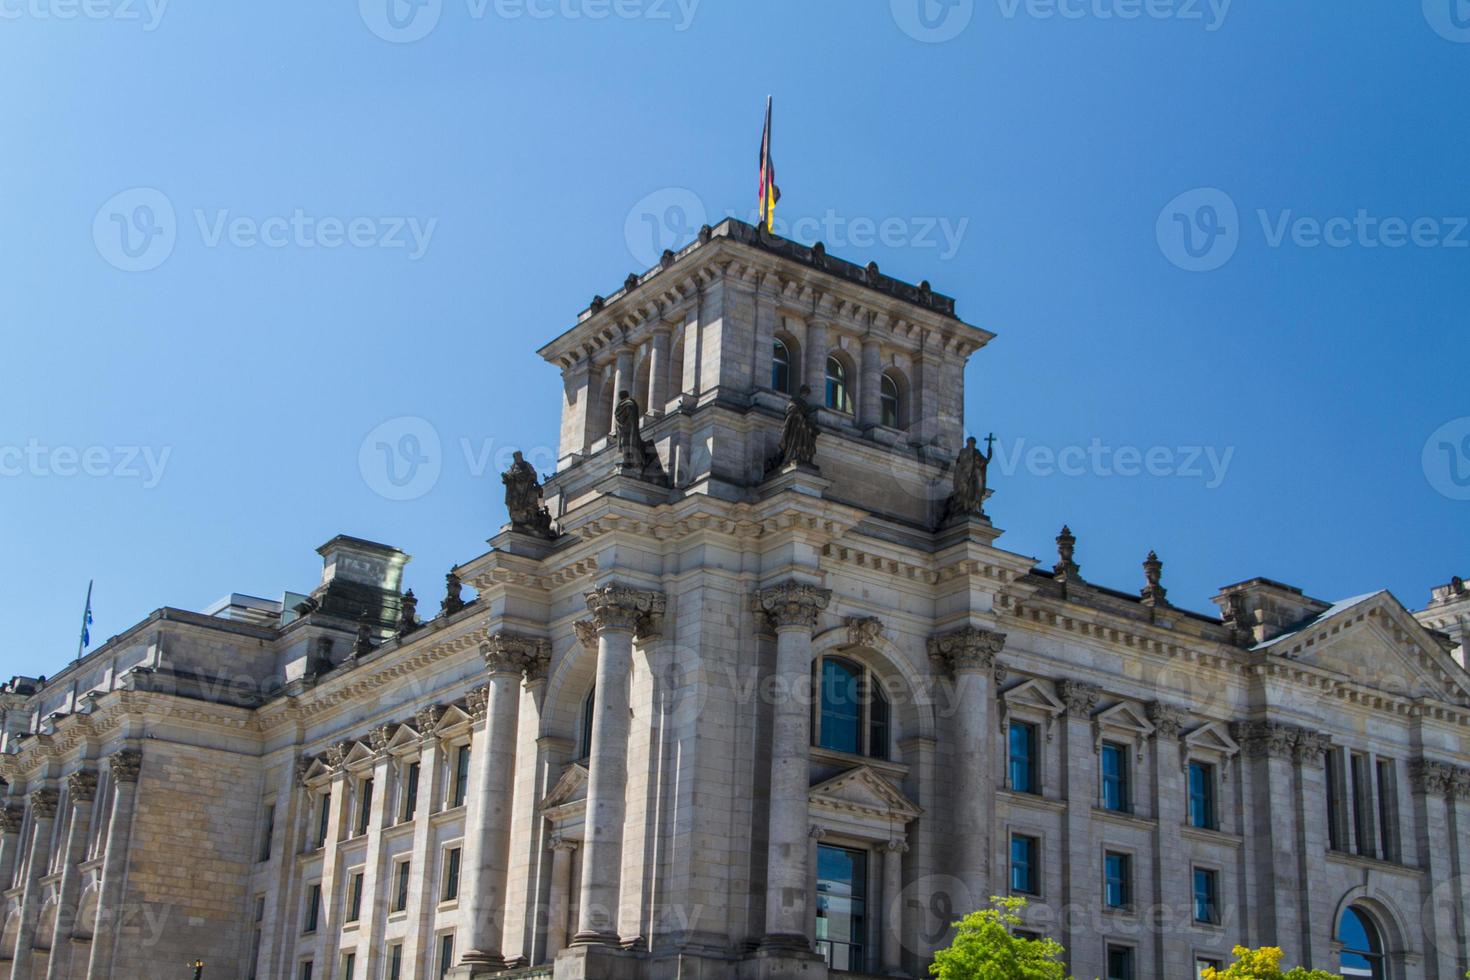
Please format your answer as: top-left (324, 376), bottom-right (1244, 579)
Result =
top-left (66, 770), bottom-right (98, 804)
top-left (884, 838), bottom-right (909, 854)
top-left (28, 788), bottom-right (59, 819)
top-left (414, 704), bottom-right (446, 741)
top-left (584, 584), bottom-right (667, 639)
top-left (466, 685), bottom-right (490, 723)
top-left (483, 631), bottom-right (552, 678)
top-left (549, 835), bottom-right (580, 854)
top-left (1293, 730), bottom-right (1332, 764)
top-left (368, 724), bottom-right (396, 756)
top-left (927, 626), bottom-right (1006, 675)
top-left (324, 740), bottom-right (352, 771)
top-left (0, 806), bottom-right (22, 835)
top-left (1056, 679), bottom-right (1101, 718)
top-left (1146, 701), bottom-right (1187, 739)
top-left (757, 581), bottom-right (832, 631)
top-left (1231, 721), bottom-right (1300, 760)
top-left (807, 824), bottom-right (829, 840)
top-left (1450, 766), bottom-right (1470, 801)
top-left (107, 750), bottom-right (142, 783)
top-left (1410, 758), bottom-right (1456, 797)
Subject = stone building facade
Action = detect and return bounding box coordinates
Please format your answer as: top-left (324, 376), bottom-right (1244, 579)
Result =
top-left (0, 219), bottom-right (1467, 980)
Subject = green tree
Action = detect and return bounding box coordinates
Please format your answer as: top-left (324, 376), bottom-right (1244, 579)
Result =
top-left (929, 896), bottom-right (1072, 980)
top-left (1200, 946), bottom-right (1337, 980)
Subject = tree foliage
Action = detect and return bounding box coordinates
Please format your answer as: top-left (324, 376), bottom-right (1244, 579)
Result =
top-left (929, 896), bottom-right (1072, 980)
top-left (1200, 945), bottom-right (1338, 980)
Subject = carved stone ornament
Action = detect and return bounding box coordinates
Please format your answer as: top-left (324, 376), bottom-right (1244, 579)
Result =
top-left (441, 572), bottom-right (467, 618)
top-left (466, 685), bottom-right (490, 723)
top-left (1450, 767), bottom-right (1470, 801)
top-left (1054, 524), bottom-right (1081, 579)
top-left (294, 756), bottom-right (313, 787)
top-left (756, 581), bottom-right (832, 632)
top-left (108, 749), bottom-right (142, 783)
top-left (324, 741), bottom-right (352, 771)
top-left (585, 585), bottom-right (667, 640)
top-left (1232, 721), bottom-right (1300, 760)
top-left (0, 806), bottom-right (22, 835)
top-left (28, 788), bottom-right (59, 819)
top-left (1292, 731), bottom-right (1332, 763)
top-left (66, 769), bottom-right (98, 803)
top-left (927, 627), bottom-right (1007, 676)
top-left (845, 617), bottom-right (884, 649)
top-left (573, 620), bottom-right (599, 652)
top-left (1140, 550), bottom-right (1168, 607)
top-left (368, 725), bottom-right (395, 755)
top-left (549, 835), bottom-right (579, 854)
top-left (1056, 680), bottom-right (1101, 718)
top-left (885, 838), bottom-right (910, 855)
top-left (397, 590), bottom-right (419, 638)
top-left (807, 824), bottom-right (828, 840)
top-left (414, 704), bottom-right (446, 739)
top-left (1410, 759), bottom-right (1455, 797)
top-left (1146, 702), bottom-right (1187, 739)
top-left (483, 631), bottom-right (553, 679)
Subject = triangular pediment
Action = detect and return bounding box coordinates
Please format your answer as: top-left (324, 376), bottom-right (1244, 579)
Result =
top-left (808, 765), bottom-right (921, 821)
top-left (1182, 721), bottom-right (1240, 758)
top-left (342, 741), bottom-right (377, 770)
top-left (302, 757), bottom-right (334, 785)
top-left (1000, 678), bottom-right (1066, 717)
top-left (540, 763), bottom-right (589, 812)
top-left (1261, 592), bottom-right (1470, 705)
top-left (386, 724), bottom-right (422, 751)
top-left (1094, 702), bottom-right (1154, 737)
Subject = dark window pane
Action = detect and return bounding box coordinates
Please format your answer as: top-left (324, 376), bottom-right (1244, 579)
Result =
top-left (818, 659), bottom-right (862, 754)
top-left (1009, 722), bottom-right (1037, 794)
top-left (772, 341), bottom-right (791, 393)
top-left (1102, 743), bottom-right (1130, 812)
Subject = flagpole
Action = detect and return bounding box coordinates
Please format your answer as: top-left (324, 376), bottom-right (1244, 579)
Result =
top-left (76, 579), bottom-right (93, 662)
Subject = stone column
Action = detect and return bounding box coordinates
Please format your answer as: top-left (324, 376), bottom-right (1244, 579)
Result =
top-left (1292, 732), bottom-right (1333, 966)
top-left (461, 634), bottom-right (548, 972)
top-left (648, 326), bottom-right (672, 414)
top-left (356, 728), bottom-right (395, 980)
top-left (858, 336), bottom-right (882, 429)
top-left (44, 770), bottom-right (97, 980)
top-left (881, 839), bottom-right (908, 975)
top-left (85, 750), bottom-right (140, 980)
top-left (1147, 703), bottom-right (1189, 980)
top-left (1232, 722), bottom-right (1302, 959)
top-left (10, 787), bottom-right (59, 980)
top-left (757, 580), bottom-right (831, 952)
top-left (1411, 760), bottom-right (1461, 979)
top-left (1449, 768), bottom-right (1470, 974)
top-left (1057, 680), bottom-right (1101, 980)
top-left (545, 837), bottom-right (579, 958)
top-left (403, 706), bottom-right (444, 980)
top-left (313, 749), bottom-right (352, 975)
top-left (572, 584), bottom-right (665, 946)
top-left (612, 347), bottom-right (635, 420)
top-left (804, 320), bottom-right (828, 395)
top-left (0, 805), bottom-right (23, 892)
top-left (928, 627), bottom-right (1005, 908)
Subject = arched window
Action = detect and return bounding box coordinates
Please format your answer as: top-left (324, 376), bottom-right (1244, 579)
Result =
top-left (1337, 907), bottom-right (1385, 978)
top-left (579, 688), bottom-right (596, 760)
top-left (813, 656), bottom-right (890, 759)
top-left (880, 373), bottom-right (901, 428)
top-left (825, 356), bottom-right (851, 413)
top-left (772, 340), bottom-right (792, 393)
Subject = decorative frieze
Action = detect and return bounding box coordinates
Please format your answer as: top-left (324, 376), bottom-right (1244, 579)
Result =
top-left (585, 584), bottom-right (667, 639)
top-left (28, 788), bottom-right (59, 819)
top-left (66, 769), bottom-right (98, 803)
top-left (756, 581), bottom-right (832, 632)
top-left (845, 616), bottom-right (884, 649)
top-left (1146, 702), bottom-right (1187, 739)
top-left (1056, 679), bottom-right (1101, 718)
top-left (928, 626), bottom-right (1007, 675)
top-left (108, 750), bottom-right (142, 783)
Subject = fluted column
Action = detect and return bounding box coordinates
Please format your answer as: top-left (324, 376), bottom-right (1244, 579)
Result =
top-left (1057, 680), bottom-right (1101, 980)
top-left (462, 633), bottom-right (549, 971)
top-left (0, 805), bottom-right (23, 892)
top-left (573, 584), bottom-right (665, 946)
top-left (881, 839), bottom-right (908, 975)
top-left (43, 770), bottom-right (97, 980)
top-left (928, 627), bottom-right (1005, 908)
top-left (858, 336), bottom-right (882, 428)
top-left (757, 580), bottom-right (831, 952)
top-left (648, 326), bottom-right (672, 414)
top-left (545, 837), bottom-right (579, 958)
top-left (85, 750), bottom-right (140, 980)
top-left (10, 787), bottom-right (59, 980)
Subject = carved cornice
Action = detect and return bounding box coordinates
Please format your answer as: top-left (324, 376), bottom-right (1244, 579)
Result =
top-left (1056, 680), bottom-right (1101, 718)
top-left (845, 616), bottom-right (884, 649)
top-left (66, 769), bottom-right (98, 803)
top-left (1231, 721), bottom-right (1301, 760)
top-left (756, 581), bottom-right (832, 632)
top-left (28, 788), bottom-right (59, 819)
top-left (108, 749), bottom-right (142, 783)
top-left (585, 585), bottom-right (667, 639)
top-left (927, 627), bottom-right (1007, 675)
top-left (0, 806), bottom-right (21, 835)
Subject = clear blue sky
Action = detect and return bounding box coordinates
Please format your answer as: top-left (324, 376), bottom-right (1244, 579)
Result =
top-left (3, 0), bottom-right (1467, 678)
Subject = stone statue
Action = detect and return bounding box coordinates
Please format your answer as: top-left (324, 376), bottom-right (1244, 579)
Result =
top-left (502, 451), bottom-right (554, 537)
top-left (615, 390), bottom-right (647, 472)
top-left (441, 572), bottom-right (466, 618)
top-left (776, 385), bottom-right (819, 467)
top-left (946, 434), bottom-right (994, 518)
top-left (397, 589), bottom-right (419, 638)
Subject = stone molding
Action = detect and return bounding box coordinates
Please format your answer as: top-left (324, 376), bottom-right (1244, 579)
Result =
top-left (756, 581), bottom-right (832, 632)
top-left (927, 626), bottom-right (1007, 675)
top-left (1056, 680), bottom-right (1101, 718)
top-left (108, 749), bottom-right (142, 783)
top-left (66, 769), bottom-right (98, 803)
top-left (845, 616), bottom-right (884, 648)
top-left (0, 806), bottom-right (21, 835)
top-left (585, 584), bottom-right (667, 639)
top-left (28, 788), bottom-right (59, 819)
top-left (1146, 702), bottom-right (1187, 739)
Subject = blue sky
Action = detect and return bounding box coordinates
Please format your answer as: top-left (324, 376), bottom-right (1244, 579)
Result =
top-left (2, 0), bottom-right (1468, 678)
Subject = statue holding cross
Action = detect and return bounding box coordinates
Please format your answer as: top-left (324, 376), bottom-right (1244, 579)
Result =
top-left (946, 432), bottom-right (995, 520)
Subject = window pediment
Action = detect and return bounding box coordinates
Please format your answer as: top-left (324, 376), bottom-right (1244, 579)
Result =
top-left (540, 762), bottom-right (589, 819)
top-left (1182, 721), bottom-right (1241, 773)
top-left (999, 678), bottom-right (1066, 741)
top-left (808, 765), bottom-right (921, 824)
top-left (1092, 702), bottom-right (1154, 760)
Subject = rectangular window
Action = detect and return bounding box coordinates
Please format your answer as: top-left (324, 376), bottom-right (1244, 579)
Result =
top-left (1009, 834), bottom-right (1038, 895)
top-left (258, 803), bottom-right (275, 862)
top-left (347, 871), bottom-right (364, 922)
top-left (814, 843), bottom-right (868, 972)
top-left (1192, 868), bottom-right (1219, 924)
top-left (356, 778), bottom-right (374, 837)
top-left (1188, 761), bottom-right (1217, 830)
top-left (453, 746), bottom-right (470, 808)
top-left (1104, 852), bottom-right (1131, 909)
top-left (1106, 944), bottom-right (1135, 980)
top-left (316, 791), bottom-right (331, 848)
top-left (1376, 758), bottom-right (1398, 862)
top-left (1009, 721), bottom-right (1038, 794)
top-left (402, 762), bottom-right (420, 822)
top-left (1326, 754), bottom-right (1344, 850)
top-left (443, 847), bottom-right (462, 902)
top-left (304, 883), bottom-right (321, 933)
top-left (1351, 753), bottom-right (1373, 856)
top-left (387, 945), bottom-right (403, 980)
top-left (1101, 742), bottom-right (1131, 812)
top-left (393, 860), bottom-right (411, 912)
top-left (438, 933), bottom-right (455, 979)
top-left (340, 951), bottom-right (356, 980)
top-left (299, 962), bottom-right (313, 980)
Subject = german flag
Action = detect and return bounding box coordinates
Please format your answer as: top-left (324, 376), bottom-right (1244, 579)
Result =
top-left (758, 96), bottom-right (781, 233)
